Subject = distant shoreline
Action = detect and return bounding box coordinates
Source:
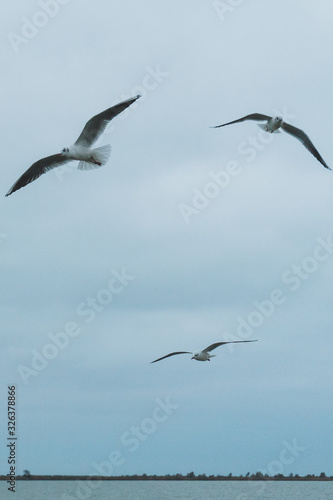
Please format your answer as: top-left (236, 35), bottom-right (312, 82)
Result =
top-left (1, 474), bottom-right (332, 481)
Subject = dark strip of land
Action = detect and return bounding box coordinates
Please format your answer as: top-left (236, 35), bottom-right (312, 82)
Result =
top-left (1, 473), bottom-right (332, 481)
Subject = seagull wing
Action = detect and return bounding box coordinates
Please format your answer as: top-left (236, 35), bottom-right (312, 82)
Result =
top-left (202, 340), bottom-right (258, 353)
top-left (281, 122), bottom-right (331, 170)
top-left (211, 113), bottom-right (271, 128)
top-left (5, 154), bottom-right (71, 196)
top-left (75, 94), bottom-right (141, 147)
top-left (150, 351), bottom-right (192, 363)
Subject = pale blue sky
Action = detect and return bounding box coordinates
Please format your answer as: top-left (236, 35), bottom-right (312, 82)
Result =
top-left (1, 0), bottom-right (333, 478)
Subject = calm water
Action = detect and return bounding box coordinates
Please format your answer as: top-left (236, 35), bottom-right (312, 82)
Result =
top-left (1, 480), bottom-right (333, 500)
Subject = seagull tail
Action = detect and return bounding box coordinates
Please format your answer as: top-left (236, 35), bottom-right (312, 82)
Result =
top-left (92, 144), bottom-right (112, 165)
top-left (257, 123), bottom-right (280, 133)
top-left (77, 144), bottom-right (112, 171)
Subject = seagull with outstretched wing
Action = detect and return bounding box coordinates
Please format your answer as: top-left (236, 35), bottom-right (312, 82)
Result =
top-left (6, 95), bottom-right (141, 196)
top-left (212, 113), bottom-right (330, 170)
top-left (150, 340), bottom-right (257, 363)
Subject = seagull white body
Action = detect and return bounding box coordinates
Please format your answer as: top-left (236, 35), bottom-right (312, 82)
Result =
top-left (6, 94), bottom-right (141, 196)
top-left (258, 115), bottom-right (284, 134)
top-left (150, 340), bottom-right (257, 363)
top-left (60, 144), bottom-right (111, 169)
top-left (212, 113), bottom-right (330, 170)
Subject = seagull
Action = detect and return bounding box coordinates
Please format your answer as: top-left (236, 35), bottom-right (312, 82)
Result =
top-left (211, 113), bottom-right (330, 170)
top-left (5, 95), bottom-right (141, 196)
top-left (150, 340), bottom-right (257, 363)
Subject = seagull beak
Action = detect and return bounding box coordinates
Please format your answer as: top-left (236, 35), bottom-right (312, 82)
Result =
top-left (191, 356), bottom-right (194, 360)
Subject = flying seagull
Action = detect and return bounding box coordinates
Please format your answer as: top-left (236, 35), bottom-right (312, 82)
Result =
top-left (5, 94), bottom-right (141, 196)
top-left (212, 113), bottom-right (330, 170)
top-left (150, 340), bottom-right (257, 363)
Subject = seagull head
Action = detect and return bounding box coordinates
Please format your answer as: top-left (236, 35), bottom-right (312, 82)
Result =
top-left (274, 116), bottom-right (283, 125)
top-left (60, 147), bottom-right (70, 156)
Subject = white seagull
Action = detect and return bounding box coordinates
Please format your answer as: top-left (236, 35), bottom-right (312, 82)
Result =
top-left (212, 113), bottom-right (330, 170)
top-left (150, 340), bottom-right (257, 363)
top-left (5, 95), bottom-right (141, 196)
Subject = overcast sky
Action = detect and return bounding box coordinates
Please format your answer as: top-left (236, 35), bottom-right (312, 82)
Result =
top-left (1, 0), bottom-right (333, 481)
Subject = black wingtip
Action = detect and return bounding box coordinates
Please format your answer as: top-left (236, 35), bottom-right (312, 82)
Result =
top-left (5, 186), bottom-right (18, 196)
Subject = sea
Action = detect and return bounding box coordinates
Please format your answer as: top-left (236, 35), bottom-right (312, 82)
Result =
top-left (1, 480), bottom-right (333, 500)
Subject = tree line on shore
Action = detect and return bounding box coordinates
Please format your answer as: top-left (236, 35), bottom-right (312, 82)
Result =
top-left (1, 471), bottom-right (332, 481)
